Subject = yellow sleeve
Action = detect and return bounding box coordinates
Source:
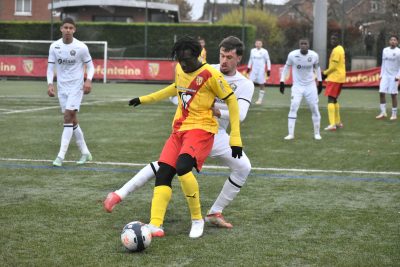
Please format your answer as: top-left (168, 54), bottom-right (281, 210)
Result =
top-left (139, 83), bottom-right (176, 104)
top-left (224, 94), bottom-right (242, 147)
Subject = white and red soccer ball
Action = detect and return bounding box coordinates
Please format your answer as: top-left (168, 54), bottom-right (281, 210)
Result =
top-left (121, 221), bottom-right (152, 252)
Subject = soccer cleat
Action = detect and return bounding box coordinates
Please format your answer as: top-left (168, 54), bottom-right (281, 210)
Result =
top-left (284, 135), bottom-right (294, 140)
top-left (146, 224), bottom-right (165, 238)
top-left (255, 100), bottom-right (262, 105)
top-left (103, 192), bottom-right (121, 213)
top-left (205, 212), bottom-right (233, 228)
top-left (336, 122), bottom-right (344, 129)
top-left (52, 157), bottom-right (63, 167)
top-left (314, 134), bottom-right (322, 140)
top-left (375, 113), bottom-right (387, 119)
top-left (324, 125), bottom-right (337, 131)
top-left (77, 154), bottom-right (92, 165)
top-left (189, 219), bottom-right (204, 239)
top-left (390, 114), bottom-right (397, 121)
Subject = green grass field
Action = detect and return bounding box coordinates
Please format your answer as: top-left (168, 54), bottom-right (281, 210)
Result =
top-left (0, 80), bottom-right (399, 266)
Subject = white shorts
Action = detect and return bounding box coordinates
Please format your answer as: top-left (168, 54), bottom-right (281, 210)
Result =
top-left (379, 76), bottom-right (398, 94)
top-left (249, 68), bottom-right (266, 85)
top-left (291, 84), bottom-right (319, 105)
top-left (58, 89), bottom-right (84, 113)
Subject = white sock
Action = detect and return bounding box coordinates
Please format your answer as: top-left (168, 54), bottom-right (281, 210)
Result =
top-left (258, 89), bottom-right (265, 102)
top-left (392, 107), bottom-right (397, 116)
top-left (57, 123), bottom-right (73, 159)
top-left (380, 103), bottom-right (386, 114)
top-left (288, 117), bottom-right (296, 136)
top-left (115, 161), bottom-right (159, 199)
top-left (312, 115), bottom-right (321, 135)
top-left (209, 178), bottom-right (241, 214)
top-left (73, 124), bottom-right (90, 155)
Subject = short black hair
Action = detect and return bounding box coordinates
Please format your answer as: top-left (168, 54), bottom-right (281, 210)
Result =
top-left (389, 35), bottom-right (398, 41)
top-left (219, 36), bottom-right (244, 56)
top-left (62, 17), bottom-right (75, 26)
top-left (171, 35), bottom-right (202, 59)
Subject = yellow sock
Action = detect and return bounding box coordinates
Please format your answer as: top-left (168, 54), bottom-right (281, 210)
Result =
top-left (328, 103), bottom-right (336, 126)
top-left (150, 185), bottom-right (172, 227)
top-left (334, 103), bottom-right (341, 125)
top-left (178, 172), bottom-right (202, 220)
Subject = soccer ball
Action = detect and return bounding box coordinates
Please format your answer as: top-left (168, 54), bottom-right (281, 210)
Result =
top-left (121, 221), bottom-right (152, 252)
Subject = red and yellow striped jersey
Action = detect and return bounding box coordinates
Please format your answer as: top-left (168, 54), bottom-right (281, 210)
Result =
top-left (140, 63), bottom-right (242, 147)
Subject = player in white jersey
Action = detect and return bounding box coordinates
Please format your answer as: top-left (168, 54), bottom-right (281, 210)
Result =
top-left (247, 40), bottom-right (271, 104)
top-left (279, 38), bottom-right (323, 140)
top-left (47, 17), bottom-right (95, 167)
top-left (104, 36), bottom-right (254, 230)
top-left (376, 35), bottom-right (400, 120)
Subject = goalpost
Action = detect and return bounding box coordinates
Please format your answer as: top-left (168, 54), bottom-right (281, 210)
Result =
top-left (0, 39), bottom-right (108, 83)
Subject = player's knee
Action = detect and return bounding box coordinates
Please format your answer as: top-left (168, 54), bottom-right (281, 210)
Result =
top-left (176, 153), bottom-right (196, 176)
top-left (155, 163), bottom-right (176, 187)
top-left (289, 101), bottom-right (300, 115)
top-left (230, 157), bottom-right (251, 186)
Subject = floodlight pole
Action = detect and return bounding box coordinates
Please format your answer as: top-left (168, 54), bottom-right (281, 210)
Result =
top-left (313, 0), bottom-right (328, 69)
top-left (144, 0), bottom-right (148, 58)
top-left (241, 0), bottom-right (246, 45)
top-left (50, 0), bottom-right (54, 40)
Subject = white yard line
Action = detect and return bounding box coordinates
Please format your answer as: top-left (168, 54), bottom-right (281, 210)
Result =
top-left (1, 157), bottom-right (399, 176)
top-left (1, 99), bottom-right (127, 115)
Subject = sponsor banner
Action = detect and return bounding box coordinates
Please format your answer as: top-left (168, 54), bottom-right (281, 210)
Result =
top-left (0, 56), bottom-right (380, 87)
top-left (237, 64), bottom-right (381, 88)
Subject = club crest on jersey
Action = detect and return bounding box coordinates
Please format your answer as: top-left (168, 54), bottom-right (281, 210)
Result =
top-left (179, 92), bottom-right (192, 110)
top-left (22, 60), bottom-right (33, 73)
top-left (196, 76), bottom-right (204, 86)
top-left (70, 50), bottom-right (76, 56)
top-left (229, 82), bottom-right (237, 91)
top-left (308, 57), bottom-right (312, 62)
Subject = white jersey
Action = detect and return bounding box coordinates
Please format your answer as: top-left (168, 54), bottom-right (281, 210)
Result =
top-left (380, 46), bottom-right (400, 78)
top-left (48, 38), bottom-right (93, 91)
top-left (247, 48), bottom-right (271, 71)
top-left (281, 49), bottom-right (321, 86)
top-left (211, 64), bottom-right (254, 131)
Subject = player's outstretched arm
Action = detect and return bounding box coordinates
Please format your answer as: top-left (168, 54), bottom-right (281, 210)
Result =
top-left (129, 83), bottom-right (176, 107)
top-left (224, 94), bottom-right (243, 158)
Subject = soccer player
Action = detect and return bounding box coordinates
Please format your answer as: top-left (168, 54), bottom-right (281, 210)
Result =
top-left (198, 37), bottom-right (207, 63)
top-left (323, 34), bottom-right (346, 131)
top-left (104, 36), bottom-right (253, 230)
top-left (376, 35), bottom-right (400, 120)
top-left (280, 38), bottom-right (323, 140)
top-left (47, 17), bottom-right (94, 167)
top-left (247, 39), bottom-right (271, 105)
top-left (125, 36), bottom-right (243, 239)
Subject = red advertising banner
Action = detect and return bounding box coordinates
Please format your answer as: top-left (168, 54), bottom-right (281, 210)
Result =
top-left (0, 56), bottom-right (381, 88)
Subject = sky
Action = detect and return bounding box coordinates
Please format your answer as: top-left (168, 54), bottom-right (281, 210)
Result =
top-left (187, 0), bottom-right (288, 20)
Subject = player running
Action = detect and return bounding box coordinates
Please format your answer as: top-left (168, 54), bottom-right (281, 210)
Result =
top-left (280, 38), bottom-right (323, 140)
top-left (104, 36), bottom-right (253, 234)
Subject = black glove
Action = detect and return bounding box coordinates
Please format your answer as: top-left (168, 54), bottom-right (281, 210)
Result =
top-left (128, 98), bottom-right (141, 107)
top-left (318, 81), bottom-right (323, 95)
top-left (231, 146), bottom-right (242, 159)
top-left (246, 68), bottom-right (251, 74)
top-left (267, 70), bottom-right (271, 77)
top-left (322, 73), bottom-right (328, 81)
top-left (279, 82), bottom-right (285, 94)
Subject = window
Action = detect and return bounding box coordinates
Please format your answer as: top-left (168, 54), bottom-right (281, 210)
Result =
top-left (15, 0), bottom-right (32, 16)
top-left (370, 0), bottom-right (379, 12)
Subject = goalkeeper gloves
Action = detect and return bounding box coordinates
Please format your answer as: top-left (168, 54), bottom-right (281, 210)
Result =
top-left (322, 73), bottom-right (328, 81)
top-left (128, 98), bottom-right (141, 107)
top-left (231, 146), bottom-right (242, 159)
top-left (318, 81), bottom-right (323, 95)
top-left (279, 82), bottom-right (285, 94)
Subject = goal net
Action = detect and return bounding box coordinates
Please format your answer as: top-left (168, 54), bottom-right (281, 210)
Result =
top-left (0, 39), bottom-right (108, 83)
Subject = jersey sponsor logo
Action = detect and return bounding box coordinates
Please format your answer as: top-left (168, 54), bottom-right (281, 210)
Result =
top-left (296, 64), bottom-right (313, 70)
top-left (58, 58), bottom-right (76, 65)
top-left (55, 46), bottom-right (60, 49)
top-left (70, 50), bottom-right (76, 56)
top-left (179, 92), bottom-right (192, 110)
top-left (148, 63), bottom-right (159, 78)
top-left (22, 60), bottom-right (33, 73)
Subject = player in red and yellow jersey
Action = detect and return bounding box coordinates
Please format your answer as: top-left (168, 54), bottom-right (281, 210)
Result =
top-left (128, 36), bottom-right (242, 239)
top-left (323, 34), bottom-right (346, 131)
top-left (198, 37), bottom-right (207, 63)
